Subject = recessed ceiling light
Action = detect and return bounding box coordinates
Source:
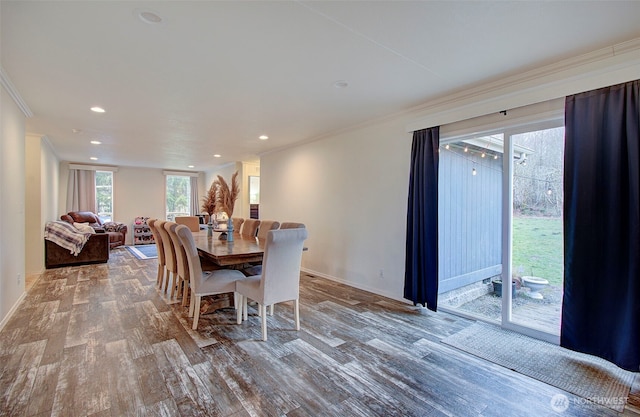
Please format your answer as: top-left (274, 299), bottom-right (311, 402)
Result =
top-left (333, 80), bottom-right (349, 89)
top-left (136, 9), bottom-right (163, 24)
top-left (213, 154), bottom-right (221, 158)
top-left (259, 135), bottom-right (269, 140)
top-left (72, 128), bottom-right (82, 134)
top-left (90, 140), bottom-right (101, 145)
top-left (188, 165), bottom-right (195, 168)
top-left (90, 106), bottom-right (105, 113)
top-left (90, 157), bottom-right (98, 161)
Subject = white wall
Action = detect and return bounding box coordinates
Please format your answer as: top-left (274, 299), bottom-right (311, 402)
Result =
top-left (261, 115), bottom-right (413, 300)
top-left (0, 86), bottom-right (26, 325)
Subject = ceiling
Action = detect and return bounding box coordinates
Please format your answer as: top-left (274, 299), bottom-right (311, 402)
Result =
top-left (2, 1), bottom-right (640, 171)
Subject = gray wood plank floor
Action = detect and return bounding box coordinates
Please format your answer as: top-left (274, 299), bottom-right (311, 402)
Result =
top-left (1, 248), bottom-right (638, 416)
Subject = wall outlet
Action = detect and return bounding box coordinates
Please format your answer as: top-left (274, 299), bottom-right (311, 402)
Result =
top-left (17, 273), bottom-right (22, 285)
top-left (379, 269), bottom-right (384, 279)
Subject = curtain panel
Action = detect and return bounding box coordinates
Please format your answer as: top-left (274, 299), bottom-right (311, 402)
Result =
top-left (66, 169), bottom-right (96, 213)
top-left (404, 127), bottom-right (440, 311)
top-left (562, 79), bottom-right (639, 371)
top-left (190, 176), bottom-right (199, 216)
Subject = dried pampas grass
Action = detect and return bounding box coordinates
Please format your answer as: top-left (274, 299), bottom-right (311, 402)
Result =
top-left (201, 181), bottom-right (218, 215)
top-left (215, 171), bottom-right (240, 217)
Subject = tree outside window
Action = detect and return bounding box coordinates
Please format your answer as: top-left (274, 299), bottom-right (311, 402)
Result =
top-left (96, 171), bottom-right (113, 222)
top-left (166, 175), bottom-right (191, 221)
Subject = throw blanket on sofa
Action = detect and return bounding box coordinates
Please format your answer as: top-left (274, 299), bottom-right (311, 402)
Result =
top-left (44, 221), bottom-right (92, 256)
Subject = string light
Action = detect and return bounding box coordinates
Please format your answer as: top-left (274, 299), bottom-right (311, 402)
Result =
top-left (445, 144), bottom-right (450, 150)
top-left (472, 167), bottom-right (477, 176)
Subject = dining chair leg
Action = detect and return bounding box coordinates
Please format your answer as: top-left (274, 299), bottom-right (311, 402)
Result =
top-left (163, 270), bottom-right (171, 294)
top-left (294, 299), bottom-right (300, 331)
top-left (269, 304), bottom-right (274, 316)
top-left (182, 285), bottom-right (190, 307)
top-left (260, 304), bottom-right (267, 341)
top-left (189, 293), bottom-right (196, 317)
top-left (243, 297), bottom-right (248, 322)
top-left (236, 294), bottom-right (243, 325)
top-left (192, 295), bottom-right (202, 330)
top-left (156, 265), bottom-right (163, 287)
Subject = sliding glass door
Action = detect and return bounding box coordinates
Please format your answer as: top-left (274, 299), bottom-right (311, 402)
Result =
top-left (438, 120), bottom-right (564, 341)
top-left (508, 127), bottom-right (564, 336)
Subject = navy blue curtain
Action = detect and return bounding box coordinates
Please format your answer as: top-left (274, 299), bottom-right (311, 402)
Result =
top-left (562, 80), bottom-right (640, 371)
top-left (405, 127), bottom-right (439, 311)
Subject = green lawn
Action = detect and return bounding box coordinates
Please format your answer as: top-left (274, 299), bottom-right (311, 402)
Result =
top-left (512, 216), bottom-right (564, 286)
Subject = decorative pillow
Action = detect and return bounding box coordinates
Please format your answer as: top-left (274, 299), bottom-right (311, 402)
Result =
top-left (73, 222), bottom-right (96, 234)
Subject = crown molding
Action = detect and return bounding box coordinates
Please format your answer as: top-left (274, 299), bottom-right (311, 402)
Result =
top-left (0, 66), bottom-right (33, 118)
top-left (406, 37), bottom-right (640, 132)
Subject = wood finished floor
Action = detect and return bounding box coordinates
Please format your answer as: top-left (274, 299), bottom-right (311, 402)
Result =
top-left (1, 248), bottom-right (639, 417)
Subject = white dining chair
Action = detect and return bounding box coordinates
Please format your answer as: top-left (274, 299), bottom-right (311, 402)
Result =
top-left (235, 228), bottom-right (308, 341)
top-left (176, 224), bottom-right (246, 330)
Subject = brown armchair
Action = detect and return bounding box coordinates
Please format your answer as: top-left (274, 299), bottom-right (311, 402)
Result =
top-left (61, 211), bottom-right (127, 249)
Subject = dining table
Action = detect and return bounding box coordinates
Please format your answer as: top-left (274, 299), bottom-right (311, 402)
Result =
top-left (192, 230), bottom-right (266, 267)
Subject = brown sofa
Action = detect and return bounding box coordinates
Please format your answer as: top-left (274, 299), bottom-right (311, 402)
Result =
top-left (60, 211), bottom-right (127, 249)
top-left (45, 232), bottom-right (109, 268)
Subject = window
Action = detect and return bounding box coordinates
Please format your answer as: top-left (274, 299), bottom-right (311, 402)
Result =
top-left (166, 175), bottom-right (191, 221)
top-left (95, 171), bottom-right (113, 222)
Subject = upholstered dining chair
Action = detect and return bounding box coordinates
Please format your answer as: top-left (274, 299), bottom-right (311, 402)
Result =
top-left (175, 216), bottom-right (200, 232)
top-left (175, 224), bottom-right (247, 330)
top-left (256, 220), bottom-right (280, 240)
top-left (156, 220), bottom-right (178, 298)
top-left (165, 221), bottom-right (188, 301)
top-left (243, 220), bottom-right (281, 277)
top-left (240, 219), bottom-right (261, 237)
top-left (232, 218), bottom-right (244, 233)
top-left (236, 228), bottom-right (308, 341)
top-left (167, 221), bottom-right (221, 309)
top-left (147, 219), bottom-right (166, 289)
top-left (279, 222), bottom-right (305, 229)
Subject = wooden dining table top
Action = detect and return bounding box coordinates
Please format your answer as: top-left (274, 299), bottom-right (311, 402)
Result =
top-left (192, 230), bottom-right (265, 266)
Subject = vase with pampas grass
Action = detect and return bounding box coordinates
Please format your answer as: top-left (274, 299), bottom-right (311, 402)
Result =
top-left (215, 171), bottom-right (240, 241)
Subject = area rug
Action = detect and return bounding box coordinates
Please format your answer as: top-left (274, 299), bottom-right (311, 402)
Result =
top-left (125, 244), bottom-right (157, 260)
top-left (441, 322), bottom-right (636, 411)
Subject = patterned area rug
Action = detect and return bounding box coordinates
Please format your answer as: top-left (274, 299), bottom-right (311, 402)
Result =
top-left (442, 322), bottom-right (636, 411)
top-left (125, 244), bottom-right (157, 259)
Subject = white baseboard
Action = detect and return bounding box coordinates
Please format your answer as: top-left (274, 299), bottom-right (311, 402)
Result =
top-left (0, 290), bottom-right (27, 332)
top-left (300, 267), bottom-right (411, 305)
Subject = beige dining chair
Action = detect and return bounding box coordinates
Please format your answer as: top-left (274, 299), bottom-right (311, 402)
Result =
top-left (236, 228), bottom-right (308, 341)
top-left (232, 218), bottom-right (244, 233)
top-left (175, 216), bottom-right (200, 232)
top-left (256, 220), bottom-right (280, 240)
top-left (156, 220), bottom-right (178, 297)
top-left (165, 221), bottom-right (189, 301)
top-left (241, 219), bottom-right (261, 237)
top-left (147, 219), bottom-right (166, 289)
top-left (279, 222), bottom-right (305, 229)
top-left (176, 224), bottom-right (247, 330)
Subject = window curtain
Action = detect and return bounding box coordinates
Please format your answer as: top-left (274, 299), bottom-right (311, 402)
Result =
top-left (562, 80), bottom-right (639, 371)
top-left (404, 127), bottom-right (440, 311)
top-left (66, 169), bottom-right (96, 213)
top-left (190, 176), bottom-right (199, 215)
